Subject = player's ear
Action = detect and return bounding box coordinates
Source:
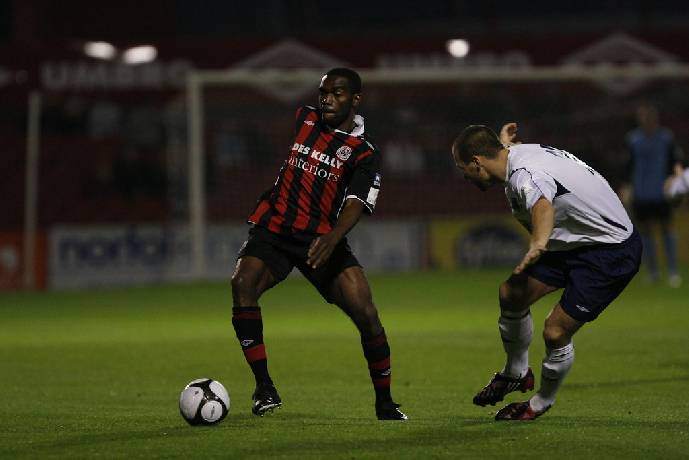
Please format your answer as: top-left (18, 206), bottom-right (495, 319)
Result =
top-left (471, 156), bottom-right (482, 170)
top-left (352, 93), bottom-right (362, 108)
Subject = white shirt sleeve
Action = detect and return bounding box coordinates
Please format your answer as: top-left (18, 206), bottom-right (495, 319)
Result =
top-left (509, 168), bottom-right (557, 211)
top-left (667, 168), bottom-right (689, 198)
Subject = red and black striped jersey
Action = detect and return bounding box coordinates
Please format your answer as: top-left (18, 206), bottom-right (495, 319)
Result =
top-left (248, 105), bottom-right (382, 241)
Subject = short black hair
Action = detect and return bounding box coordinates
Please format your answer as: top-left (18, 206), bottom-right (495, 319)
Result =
top-left (324, 68), bottom-right (362, 94)
top-left (452, 125), bottom-right (503, 164)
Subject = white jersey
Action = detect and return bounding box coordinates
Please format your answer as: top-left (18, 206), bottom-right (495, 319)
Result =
top-left (666, 167), bottom-right (689, 198)
top-left (506, 144), bottom-right (633, 251)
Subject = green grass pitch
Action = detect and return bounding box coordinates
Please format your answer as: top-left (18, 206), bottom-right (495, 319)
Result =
top-left (1, 269), bottom-right (688, 459)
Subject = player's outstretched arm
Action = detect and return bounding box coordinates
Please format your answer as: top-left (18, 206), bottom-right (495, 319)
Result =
top-left (307, 198), bottom-right (365, 269)
top-left (499, 122), bottom-right (520, 146)
top-left (514, 197), bottom-right (553, 275)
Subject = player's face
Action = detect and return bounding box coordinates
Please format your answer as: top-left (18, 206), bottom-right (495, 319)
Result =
top-left (319, 75), bottom-right (360, 129)
top-left (636, 105), bottom-right (659, 131)
top-left (456, 157), bottom-right (493, 191)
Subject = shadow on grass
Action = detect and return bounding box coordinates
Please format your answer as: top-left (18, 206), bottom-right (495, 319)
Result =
top-left (1, 425), bottom-right (198, 457)
top-left (7, 415), bottom-right (494, 455)
top-left (566, 374), bottom-right (689, 390)
top-left (10, 410), bottom-right (689, 457)
top-left (224, 415), bottom-right (689, 458)
top-left (225, 413), bottom-right (689, 458)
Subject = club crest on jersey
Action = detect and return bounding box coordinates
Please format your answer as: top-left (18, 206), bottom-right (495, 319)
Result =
top-left (336, 146), bottom-right (353, 162)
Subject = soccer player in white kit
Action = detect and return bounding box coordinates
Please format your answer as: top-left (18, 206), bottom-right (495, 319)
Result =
top-left (451, 123), bottom-right (642, 421)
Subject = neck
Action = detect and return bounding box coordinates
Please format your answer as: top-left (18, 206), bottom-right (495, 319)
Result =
top-left (643, 125), bottom-right (658, 135)
top-left (330, 112), bottom-right (356, 132)
top-left (483, 148), bottom-right (510, 183)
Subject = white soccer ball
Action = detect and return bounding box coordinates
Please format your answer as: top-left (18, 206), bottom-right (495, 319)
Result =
top-left (179, 378), bottom-right (230, 425)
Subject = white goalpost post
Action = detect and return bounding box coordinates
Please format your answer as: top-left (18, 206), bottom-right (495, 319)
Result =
top-left (185, 64), bottom-right (689, 279)
top-left (187, 74), bottom-right (207, 280)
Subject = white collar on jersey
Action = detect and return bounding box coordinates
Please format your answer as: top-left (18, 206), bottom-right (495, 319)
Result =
top-left (334, 114), bottom-right (365, 137)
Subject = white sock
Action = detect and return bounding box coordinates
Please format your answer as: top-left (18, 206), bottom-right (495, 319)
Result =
top-left (499, 309), bottom-right (533, 378)
top-left (530, 342), bottom-right (575, 412)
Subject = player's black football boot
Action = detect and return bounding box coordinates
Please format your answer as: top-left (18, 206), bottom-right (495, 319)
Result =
top-left (251, 382), bottom-right (282, 416)
top-left (473, 368), bottom-right (534, 407)
top-left (375, 401), bottom-right (408, 420)
top-left (495, 401), bottom-right (550, 421)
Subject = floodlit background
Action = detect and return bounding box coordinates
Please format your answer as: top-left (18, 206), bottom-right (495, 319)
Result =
top-left (2, 3), bottom-right (689, 458)
top-left (1, 0), bottom-right (688, 289)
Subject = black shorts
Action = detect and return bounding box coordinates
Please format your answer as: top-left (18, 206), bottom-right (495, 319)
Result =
top-left (524, 229), bottom-right (642, 322)
top-left (633, 200), bottom-right (671, 222)
top-left (237, 225), bottom-right (361, 303)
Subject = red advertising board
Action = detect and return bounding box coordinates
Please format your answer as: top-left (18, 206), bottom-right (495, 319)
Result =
top-left (0, 232), bottom-right (47, 290)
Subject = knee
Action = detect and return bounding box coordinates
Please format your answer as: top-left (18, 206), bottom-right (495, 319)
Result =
top-left (352, 299), bottom-right (379, 321)
top-left (343, 296), bottom-right (380, 329)
top-left (498, 282), bottom-right (510, 307)
top-left (230, 271), bottom-right (243, 293)
top-left (542, 325), bottom-right (569, 349)
top-left (499, 281), bottom-right (524, 310)
top-left (231, 271), bottom-right (258, 299)
top-left (357, 302), bottom-right (382, 335)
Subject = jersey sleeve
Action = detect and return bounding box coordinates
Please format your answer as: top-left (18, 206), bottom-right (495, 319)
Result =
top-left (509, 168), bottom-right (557, 211)
top-left (668, 168), bottom-right (689, 198)
top-left (346, 148), bottom-right (382, 214)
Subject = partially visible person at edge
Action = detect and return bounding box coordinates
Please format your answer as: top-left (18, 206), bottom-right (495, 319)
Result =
top-left (665, 166), bottom-right (689, 199)
top-left (230, 68), bottom-right (407, 420)
top-left (451, 122), bottom-right (641, 421)
top-left (622, 104), bottom-right (684, 287)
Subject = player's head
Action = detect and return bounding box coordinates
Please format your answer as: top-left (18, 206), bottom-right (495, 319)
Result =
top-left (319, 68), bottom-right (362, 130)
top-left (636, 102), bottom-right (659, 132)
top-left (451, 125), bottom-right (503, 191)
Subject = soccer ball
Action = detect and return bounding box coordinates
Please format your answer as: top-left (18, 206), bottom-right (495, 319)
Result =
top-left (179, 378), bottom-right (230, 425)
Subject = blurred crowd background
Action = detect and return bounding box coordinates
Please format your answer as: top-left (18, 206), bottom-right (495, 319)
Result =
top-left (2, 1), bottom-right (688, 289)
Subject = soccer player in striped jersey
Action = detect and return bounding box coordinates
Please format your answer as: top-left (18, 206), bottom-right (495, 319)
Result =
top-left (452, 124), bottom-right (642, 421)
top-left (231, 68), bottom-right (406, 420)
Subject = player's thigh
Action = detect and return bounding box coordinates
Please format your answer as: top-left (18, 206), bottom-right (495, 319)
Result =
top-left (297, 237), bottom-right (362, 304)
top-left (329, 267), bottom-right (382, 336)
top-left (329, 265), bottom-right (374, 309)
top-left (231, 256), bottom-right (279, 298)
top-left (500, 271), bottom-right (559, 310)
top-left (232, 227), bottom-right (294, 299)
top-left (559, 232), bottom-right (641, 322)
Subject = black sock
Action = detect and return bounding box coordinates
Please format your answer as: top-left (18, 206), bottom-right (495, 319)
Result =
top-left (232, 306), bottom-right (272, 385)
top-left (361, 329), bottom-right (392, 404)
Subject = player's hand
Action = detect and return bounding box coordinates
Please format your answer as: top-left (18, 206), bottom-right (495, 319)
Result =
top-left (307, 233), bottom-right (341, 269)
top-left (499, 122), bottom-right (519, 146)
top-left (513, 244), bottom-right (546, 275)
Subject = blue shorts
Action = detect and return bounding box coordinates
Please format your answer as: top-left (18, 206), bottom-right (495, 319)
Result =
top-left (524, 230), bottom-right (642, 322)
